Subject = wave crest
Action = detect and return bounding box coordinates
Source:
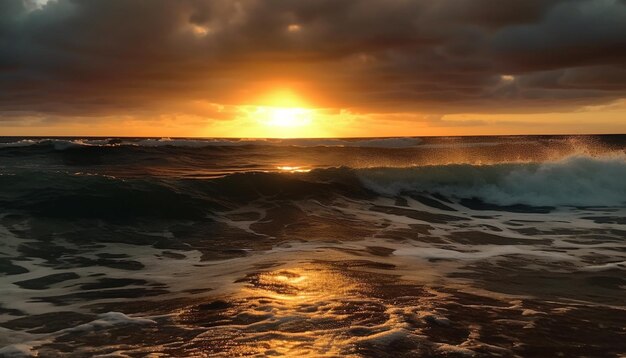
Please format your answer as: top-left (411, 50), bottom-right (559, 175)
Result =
top-left (358, 154), bottom-right (626, 207)
top-left (1, 154), bottom-right (624, 218)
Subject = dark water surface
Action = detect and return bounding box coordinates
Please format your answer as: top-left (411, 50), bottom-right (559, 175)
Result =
top-left (0, 135), bottom-right (625, 357)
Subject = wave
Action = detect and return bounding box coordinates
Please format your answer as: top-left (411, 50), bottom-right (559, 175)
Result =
top-left (358, 154), bottom-right (626, 207)
top-left (1, 155), bottom-right (624, 222)
top-left (282, 137), bottom-right (424, 148)
top-left (0, 138), bottom-right (245, 149)
top-left (0, 168), bottom-right (366, 220)
top-left (0, 137), bottom-right (423, 149)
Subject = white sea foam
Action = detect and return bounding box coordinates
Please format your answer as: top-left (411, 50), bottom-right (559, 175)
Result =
top-left (436, 343), bottom-right (476, 356)
top-left (0, 343), bottom-right (39, 358)
top-left (393, 245), bottom-right (574, 261)
top-left (0, 313), bottom-right (156, 358)
top-left (580, 261), bottom-right (626, 272)
top-left (0, 139), bottom-right (38, 148)
top-left (358, 154), bottom-right (626, 207)
top-left (61, 312), bottom-right (156, 333)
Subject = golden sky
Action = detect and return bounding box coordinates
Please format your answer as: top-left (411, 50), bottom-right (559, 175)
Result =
top-left (1, 0), bottom-right (625, 137)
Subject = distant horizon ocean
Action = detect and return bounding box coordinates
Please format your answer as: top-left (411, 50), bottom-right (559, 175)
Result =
top-left (1, 134), bottom-right (625, 356)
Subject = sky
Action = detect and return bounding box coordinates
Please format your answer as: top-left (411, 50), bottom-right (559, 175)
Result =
top-left (1, 0), bottom-right (625, 137)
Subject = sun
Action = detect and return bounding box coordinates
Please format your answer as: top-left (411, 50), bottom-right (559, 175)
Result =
top-left (219, 88), bottom-right (334, 138)
top-left (252, 88), bottom-right (316, 131)
top-left (260, 107), bottom-right (313, 127)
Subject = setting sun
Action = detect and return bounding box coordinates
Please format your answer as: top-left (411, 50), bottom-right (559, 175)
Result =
top-left (258, 107), bottom-right (313, 128)
top-left (222, 88), bottom-right (331, 138)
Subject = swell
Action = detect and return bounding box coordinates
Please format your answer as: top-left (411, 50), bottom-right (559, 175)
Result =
top-left (2, 134), bottom-right (624, 151)
top-left (0, 168), bottom-right (367, 221)
top-left (0, 137), bottom-right (424, 150)
top-left (1, 154), bottom-right (624, 222)
top-left (2, 135), bottom-right (623, 175)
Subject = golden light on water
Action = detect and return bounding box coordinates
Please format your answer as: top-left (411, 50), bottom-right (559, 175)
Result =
top-left (216, 264), bottom-right (371, 356)
top-left (248, 265), bottom-right (355, 302)
top-left (173, 264), bottom-right (360, 356)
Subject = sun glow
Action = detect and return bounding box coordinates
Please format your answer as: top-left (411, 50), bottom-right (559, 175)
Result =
top-left (276, 166), bottom-right (311, 173)
top-left (195, 88), bottom-right (431, 138)
top-left (234, 88), bottom-right (324, 137)
top-left (259, 107), bottom-right (313, 127)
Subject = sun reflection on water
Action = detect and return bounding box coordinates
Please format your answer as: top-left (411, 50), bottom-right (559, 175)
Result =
top-left (248, 265), bottom-right (355, 301)
top-left (229, 265), bottom-right (363, 356)
top-left (175, 264), bottom-right (387, 357)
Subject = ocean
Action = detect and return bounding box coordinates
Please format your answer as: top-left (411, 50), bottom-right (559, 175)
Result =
top-left (0, 135), bottom-right (625, 357)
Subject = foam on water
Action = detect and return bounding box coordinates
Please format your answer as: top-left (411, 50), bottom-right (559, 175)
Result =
top-left (64, 312), bottom-right (156, 332)
top-left (393, 245), bottom-right (575, 261)
top-left (1, 135), bottom-right (625, 356)
top-left (0, 343), bottom-right (39, 358)
top-left (0, 313), bottom-right (156, 358)
top-left (358, 154), bottom-right (626, 207)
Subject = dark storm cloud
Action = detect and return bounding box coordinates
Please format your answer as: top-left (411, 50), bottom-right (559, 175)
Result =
top-left (0, 0), bottom-right (625, 119)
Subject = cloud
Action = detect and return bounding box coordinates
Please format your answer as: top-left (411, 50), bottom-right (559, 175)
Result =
top-left (0, 0), bottom-right (625, 122)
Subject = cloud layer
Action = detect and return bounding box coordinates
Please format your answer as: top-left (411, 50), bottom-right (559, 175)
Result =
top-left (1, 0), bottom-right (625, 123)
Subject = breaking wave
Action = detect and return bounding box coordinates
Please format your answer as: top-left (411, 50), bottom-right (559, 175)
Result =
top-left (1, 154), bottom-right (624, 223)
top-left (358, 154), bottom-right (626, 207)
